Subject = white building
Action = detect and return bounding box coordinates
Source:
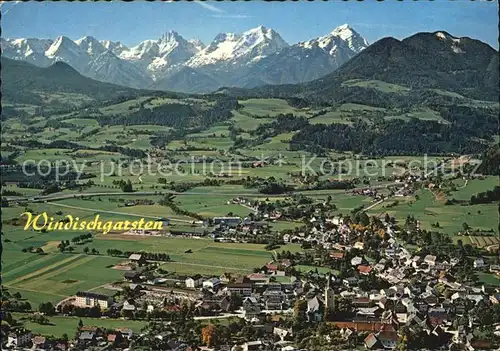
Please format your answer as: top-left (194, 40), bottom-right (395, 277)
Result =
top-left (75, 291), bottom-right (113, 309)
top-left (351, 256), bottom-right (363, 266)
top-left (7, 329), bottom-right (32, 348)
top-left (185, 275), bottom-right (203, 289)
top-left (203, 277), bottom-right (221, 290)
top-left (473, 257), bottom-right (486, 269)
top-left (424, 255), bottom-right (437, 266)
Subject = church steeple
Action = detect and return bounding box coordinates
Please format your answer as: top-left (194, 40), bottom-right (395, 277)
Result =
top-left (324, 273), bottom-right (335, 310)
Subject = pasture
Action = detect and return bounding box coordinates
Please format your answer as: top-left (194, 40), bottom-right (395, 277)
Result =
top-left (367, 189), bottom-right (499, 235)
top-left (238, 98), bottom-right (314, 117)
top-left (341, 79), bottom-right (410, 94)
top-left (3, 253), bottom-right (124, 303)
top-left (3, 220), bottom-right (293, 299)
top-left (13, 313), bottom-right (147, 338)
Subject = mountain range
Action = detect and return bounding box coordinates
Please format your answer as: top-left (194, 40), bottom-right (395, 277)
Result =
top-left (2, 28), bottom-right (497, 108)
top-left (1, 24), bottom-right (369, 93)
top-left (231, 31), bottom-right (499, 102)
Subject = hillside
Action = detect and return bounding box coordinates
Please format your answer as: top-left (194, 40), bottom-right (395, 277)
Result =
top-left (477, 145), bottom-right (500, 176)
top-left (1, 57), bottom-right (149, 105)
top-left (229, 31), bottom-right (499, 103)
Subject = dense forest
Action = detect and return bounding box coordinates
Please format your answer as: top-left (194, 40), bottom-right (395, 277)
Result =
top-left (289, 118), bottom-right (492, 156)
top-left (97, 96), bottom-right (240, 130)
top-left (477, 145), bottom-right (500, 176)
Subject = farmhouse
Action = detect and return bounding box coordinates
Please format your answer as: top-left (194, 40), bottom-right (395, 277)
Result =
top-left (185, 275), bottom-right (203, 289)
top-left (128, 254), bottom-right (146, 265)
top-left (351, 256), bottom-right (363, 266)
top-left (75, 291), bottom-right (114, 309)
top-left (123, 271), bottom-right (142, 283)
top-left (220, 272), bottom-right (232, 283)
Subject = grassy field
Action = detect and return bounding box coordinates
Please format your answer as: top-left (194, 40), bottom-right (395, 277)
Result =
top-left (467, 235), bottom-right (499, 248)
top-left (341, 79), bottom-right (410, 94)
top-left (386, 107), bottom-right (448, 123)
top-left (476, 272), bottom-right (500, 286)
top-left (450, 176), bottom-right (498, 201)
top-left (13, 313), bottom-right (147, 338)
top-left (2, 223), bottom-right (301, 289)
top-left (3, 253), bottom-right (124, 302)
top-left (367, 188), bottom-right (499, 235)
top-left (2, 234), bottom-right (299, 302)
top-left (295, 265), bottom-right (340, 275)
top-left (238, 98), bottom-right (315, 117)
top-left (230, 110), bottom-right (273, 131)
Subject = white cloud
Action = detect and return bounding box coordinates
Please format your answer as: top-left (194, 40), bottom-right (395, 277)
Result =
top-left (196, 1), bottom-right (225, 14)
top-left (0, 1), bottom-right (22, 15)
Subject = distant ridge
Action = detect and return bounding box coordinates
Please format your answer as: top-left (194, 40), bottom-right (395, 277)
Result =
top-left (230, 31), bottom-right (499, 102)
top-left (1, 57), bottom-right (148, 104)
top-left (1, 24), bottom-right (369, 93)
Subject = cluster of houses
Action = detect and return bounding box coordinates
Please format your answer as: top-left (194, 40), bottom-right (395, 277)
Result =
top-left (5, 205), bottom-right (500, 350)
top-left (6, 326), bottom-right (136, 350)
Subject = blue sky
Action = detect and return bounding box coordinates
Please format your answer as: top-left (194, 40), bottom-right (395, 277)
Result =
top-left (2, 1), bottom-right (498, 48)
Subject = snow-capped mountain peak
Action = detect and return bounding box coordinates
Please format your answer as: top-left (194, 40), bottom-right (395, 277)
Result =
top-left (44, 36), bottom-right (89, 71)
top-left (119, 40), bottom-right (160, 63)
top-left (298, 23), bottom-right (368, 56)
top-left (118, 30), bottom-right (201, 73)
top-left (330, 24), bottom-right (369, 52)
top-left (75, 36), bottom-right (106, 56)
top-left (45, 36), bottom-right (82, 57)
top-left (159, 30), bottom-right (184, 44)
top-left (188, 39), bottom-right (205, 51)
top-left (100, 40), bottom-right (129, 56)
top-left (1, 37), bottom-right (54, 66)
top-left (9, 38), bottom-right (53, 53)
top-left (157, 30), bottom-right (193, 55)
top-left (187, 25), bottom-right (288, 67)
top-left (2, 24), bottom-right (369, 93)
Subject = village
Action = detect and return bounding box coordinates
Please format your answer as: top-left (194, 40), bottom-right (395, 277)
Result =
top-left (5, 194), bottom-right (500, 351)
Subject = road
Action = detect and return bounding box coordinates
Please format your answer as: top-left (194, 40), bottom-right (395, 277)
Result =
top-left (7, 182), bottom-right (406, 203)
top-left (5, 160), bottom-right (448, 212)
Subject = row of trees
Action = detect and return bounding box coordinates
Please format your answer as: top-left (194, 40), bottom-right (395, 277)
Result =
top-left (105, 249), bottom-right (171, 261)
top-left (470, 185), bottom-right (500, 204)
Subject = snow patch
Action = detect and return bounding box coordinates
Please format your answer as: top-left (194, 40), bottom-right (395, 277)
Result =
top-left (436, 32), bottom-right (447, 40)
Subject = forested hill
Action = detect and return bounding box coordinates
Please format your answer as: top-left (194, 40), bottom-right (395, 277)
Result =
top-left (477, 145), bottom-right (500, 176)
top-left (221, 31), bottom-right (499, 104)
top-left (1, 57), bottom-right (154, 105)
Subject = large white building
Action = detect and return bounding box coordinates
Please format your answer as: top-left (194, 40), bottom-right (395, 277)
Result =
top-left (75, 291), bottom-right (114, 309)
top-left (7, 329), bottom-right (32, 348)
